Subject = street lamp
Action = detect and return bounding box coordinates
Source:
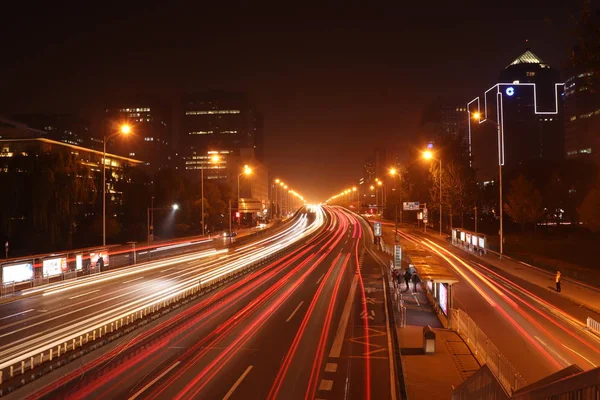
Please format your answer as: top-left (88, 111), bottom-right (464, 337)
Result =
top-left (389, 167), bottom-right (402, 241)
top-left (103, 123), bottom-right (131, 247)
top-left (274, 178), bottom-right (281, 217)
top-left (472, 111), bottom-right (504, 256)
top-left (237, 165), bottom-right (252, 225)
top-left (423, 150), bottom-right (442, 236)
top-left (147, 201), bottom-right (179, 242)
top-left (201, 153), bottom-right (220, 236)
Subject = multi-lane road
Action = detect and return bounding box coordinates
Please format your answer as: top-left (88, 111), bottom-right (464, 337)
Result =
top-left (2, 206), bottom-right (399, 400)
top-left (395, 227), bottom-right (600, 385)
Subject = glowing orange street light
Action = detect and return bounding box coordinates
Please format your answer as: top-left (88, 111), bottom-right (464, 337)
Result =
top-left (472, 111), bottom-right (481, 121)
top-left (120, 124), bottom-right (132, 134)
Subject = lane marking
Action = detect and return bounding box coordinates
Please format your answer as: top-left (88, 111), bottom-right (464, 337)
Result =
top-left (318, 379), bottom-right (333, 391)
top-left (329, 274), bottom-right (358, 358)
top-left (128, 361), bottom-right (181, 400)
top-left (562, 344), bottom-right (597, 368)
top-left (0, 309), bottom-right (34, 321)
top-left (68, 290), bottom-right (100, 300)
top-left (286, 301), bottom-right (304, 323)
top-left (122, 277), bottom-right (144, 284)
top-left (316, 273), bottom-right (325, 285)
top-left (325, 362), bottom-right (338, 373)
top-left (223, 365), bottom-right (253, 400)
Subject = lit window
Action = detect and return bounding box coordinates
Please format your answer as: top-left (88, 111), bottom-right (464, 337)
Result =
top-left (526, 72), bottom-right (535, 77)
top-left (185, 110), bottom-right (241, 115)
top-left (579, 148), bottom-right (592, 154)
top-left (129, 153), bottom-right (136, 157)
top-left (570, 116), bottom-right (577, 122)
top-left (190, 131), bottom-right (213, 135)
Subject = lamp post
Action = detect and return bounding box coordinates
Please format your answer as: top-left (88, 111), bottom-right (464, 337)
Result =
top-left (201, 154), bottom-right (220, 236)
top-left (472, 110), bottom-right (504, 257)
top-left (389, 168), bottom-right (402, 242)
top-left (236, 165), bottom-right (252, 226)
top-left (274, 178), bottom-right (280, 217)
top-left (423, 150), bottom-right (442, 236)
top-left (103, 123), bottom-right (131, 247)
top-left (147, 203), bottom-right (179, 242)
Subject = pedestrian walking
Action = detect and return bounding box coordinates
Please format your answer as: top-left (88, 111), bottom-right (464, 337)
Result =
top-left (555, 271), bottom-right (562, 293)
top-left (412, 273), bottom-right (420, 293)
top-left (404, 270), bottom-right (412, 291)
top-left (396, 270), bottom-right (403, 288)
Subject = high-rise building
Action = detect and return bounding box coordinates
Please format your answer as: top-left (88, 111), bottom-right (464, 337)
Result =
top-left (564, 69), bottom-right (600, 164)
top-left (104, 98), bottom-right (171, 170)
top-left (180, 91), bottom-right (264, 165)
top-left (468, 50), bottom-right (565, 181)
top-left (419, 100), bottom-right (469, 143)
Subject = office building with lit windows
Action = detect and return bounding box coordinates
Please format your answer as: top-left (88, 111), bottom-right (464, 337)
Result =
top-left (467, 50), bottom-right (565, 181)
top-left (11, 114), bottom-right (101, 150)
top-left (564, 69), bottom-right (600, 164)
top-left (104, 98), bottom-right (171, 170)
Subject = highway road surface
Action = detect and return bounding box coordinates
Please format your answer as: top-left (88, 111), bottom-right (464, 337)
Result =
top-left (4, 206), bottom-right (400, 400)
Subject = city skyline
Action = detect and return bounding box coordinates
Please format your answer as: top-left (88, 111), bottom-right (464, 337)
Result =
top-left (0, 1), bottom-right (581, 201)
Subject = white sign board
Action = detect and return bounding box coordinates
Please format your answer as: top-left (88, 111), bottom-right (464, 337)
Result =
top-left (394, 244), bottom-right (402, 268)
top-left (403, 202), bottom-right (420, 211)
top-left (76, 254), bottom-right (83, 271)
top-left (439, 283), bottom-right (448, 315)
top-left (90, 251), bottom-right (109, 267)
top-left (374, 222), bottom-right (382, 237)
top-left (2, 262), bottom-right (33, 284)
top-left (43, 257), bottom-right (66, 277)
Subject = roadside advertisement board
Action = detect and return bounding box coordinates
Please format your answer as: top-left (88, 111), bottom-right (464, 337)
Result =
top-left (460, 231), bottom-right (465, 242)
top-left (403, 202), bottom-right (420, 211)
top-left (373, 222), bottom-right (382, 237)
top-left (465, 233), bottom-right (471, 245)
top-left (2, 262), bottom-right (33, 284)
top-left (394, 244), bottom-right (402, 268)
top-left (438, 283), bottom-right (448, 315)
top-left (472, 235), bottom-right (478, 246)
top-left (90, 251), bottom-right (109, 267)
top-left (478, 237), bottom-right (485, 249)
top-left (43, 257), bottom-right (67, 277)
top-left (76, 254), bottom-right (83, 271)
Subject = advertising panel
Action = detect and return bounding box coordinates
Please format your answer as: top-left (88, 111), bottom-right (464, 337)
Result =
top-left (438, 283), bottom-right (448, 315)
top-left (472, 235), bottom-right (478, 246)
top-left (452, 229), bottom-right (457, 240)
top-left (90, 251), bottom-right (109, 267)
top-left (43, 257), bottom-right (67, 277)
top-left (403, 202), bottom-right (420, 211)
top-left (76, 254), bottom-right (83, 271)
top-left (373, 222), bottom-right (382, 237)
top-left (394, 245), bottom-right (402, 268)
top-left (465, 233), bottom-right (471, 245)
top-left (478, 237), bottom-right (485, 249)
top-left (426, 280), bottom-right (433, 292)
top-left (460, 231), bottom-right (465, 242)
top-left (2, 262), bottom-right (33, 284)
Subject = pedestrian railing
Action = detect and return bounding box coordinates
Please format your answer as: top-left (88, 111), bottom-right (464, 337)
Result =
top-left (449, 308), bottom-right (527, 395)
top-left (587, 317), bottom-right (600, 336)
top-left (0, 283), bottom-right (14, 298)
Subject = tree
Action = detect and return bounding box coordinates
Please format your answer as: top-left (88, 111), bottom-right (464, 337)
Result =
top-left (579, 176), bottom-right (600, 232)
top-left (504, 175), bottom-right (545, 231)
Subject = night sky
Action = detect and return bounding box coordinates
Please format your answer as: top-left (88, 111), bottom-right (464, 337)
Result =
top-left (1, 1), bottom-right (586, 202)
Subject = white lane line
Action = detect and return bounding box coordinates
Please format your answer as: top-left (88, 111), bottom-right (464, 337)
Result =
top-left (161, 267), bottom-right (176, 273)
top-left (128, 361), bottom-right (180, 400)
top-left (562, 343), bottom-right (597, 367)
top-left (318, 379), bottom-right (333, 391)
top-left (122, 277), bottom-right (144, 284)
top-left (0, 309), bottom-right (34, 321)
top-left (325, 362), bottom-right (338, 373)
top-left (329, 274), bottom-right (358, 358)
top-left (222, 365), bottom-right (253, 400)
top-left (68, 290), bottom-right (100, 300)
top-left (286, 301), bottom-right (304, 323)
top-left (316, 273), bottom-right (325, 285)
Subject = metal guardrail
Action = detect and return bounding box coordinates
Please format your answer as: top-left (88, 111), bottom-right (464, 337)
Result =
top-left (587, 317), bottom-right (600, 336)
top-left (449, 308), bottom-right (527, 395)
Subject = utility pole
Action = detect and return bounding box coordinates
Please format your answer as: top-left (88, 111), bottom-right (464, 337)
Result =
top-left (229, 199), bottom-right (232, 244)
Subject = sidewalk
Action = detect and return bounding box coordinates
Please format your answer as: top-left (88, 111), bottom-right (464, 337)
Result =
top-left (410, 227), bottom-right (600, 314)
top-left (374, 247), bottom-right (480, 400)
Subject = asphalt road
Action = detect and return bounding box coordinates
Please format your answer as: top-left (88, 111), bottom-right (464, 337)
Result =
top-left (14, 206), bottom-right (399, 400)
top-left (0, 210), bottom-right (321, 381)
top-left (395, 226), bottom-right (600, 385)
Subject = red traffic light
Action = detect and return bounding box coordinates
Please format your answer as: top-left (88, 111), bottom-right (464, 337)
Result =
top-left (235, 212), bottom-right (240, 218)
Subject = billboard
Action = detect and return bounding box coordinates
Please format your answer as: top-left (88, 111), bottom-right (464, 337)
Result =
top-left (472, 235), bottom-right (478, 246)
top-left (478, 237), bottom-right (485, 249)
top-left (43, 257), bottom-right (67, 277)
top-left (2, 262), bottom-right (33, 284)
top-left (90, 251), bottom-right (109, 267)
top-left (76, 254), bottom-right (83, 271)
top-left (373, 222), bottom-right (382, 237)
top-left (438, 283), bottom-right (448, 315)
top-left (403, 202), bottom-right (419, 211)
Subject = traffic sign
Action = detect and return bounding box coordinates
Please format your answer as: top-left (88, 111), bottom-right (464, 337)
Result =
top-left (374, 222), bottom-right (382, 237)
top-left (394, 244), bottom-right (402, 268)
top-left (403, 202), bottom-right (420, 211)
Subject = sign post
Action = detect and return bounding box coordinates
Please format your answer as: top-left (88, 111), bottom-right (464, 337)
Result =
top-left (423, 207), bottom-right (428, 233)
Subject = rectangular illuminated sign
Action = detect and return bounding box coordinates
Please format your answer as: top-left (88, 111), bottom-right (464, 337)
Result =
top-left (43, 257), bottom-right (67, 277)
top-left (472, 235), bottom-right (478, 246)
top-left (438, 283), bottom-right (448, 315)
top-left (460, 232), bottom-right (465, 242)
top-left (403, 202), bottom-right (419, 211)
top-left (76, 254), bottom-right (83, 271)
top-left (90, 251), bottom-right (109, 267)
top-left (2, 262), bottom-right (33, 284)
top-left (478, 237), bottom-right (485, 248)
top-left (374, 222), bottom-right (382, 237)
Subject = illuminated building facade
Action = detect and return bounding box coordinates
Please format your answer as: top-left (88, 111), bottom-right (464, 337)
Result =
top-left (11, 114), bottom-right (101, 150)
top-left (564, 70), bottom-right (600, 164)
top-left (468, 50), bottom-right (565, 181)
